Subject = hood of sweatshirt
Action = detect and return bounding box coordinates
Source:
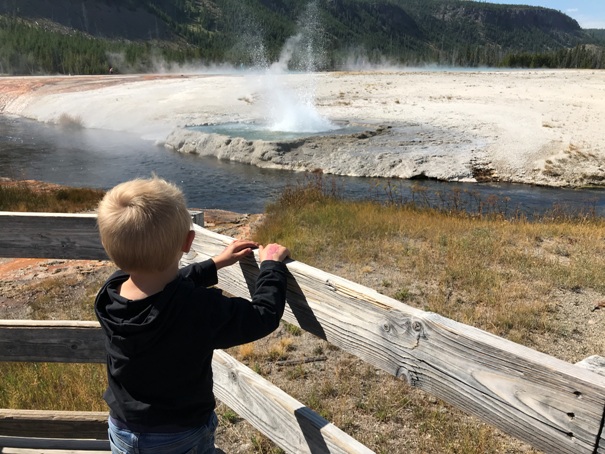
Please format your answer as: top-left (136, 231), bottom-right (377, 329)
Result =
top-left (94, 270), bottom-right (192, 357)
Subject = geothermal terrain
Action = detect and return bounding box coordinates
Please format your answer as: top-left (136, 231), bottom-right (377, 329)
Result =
top-left (1, 69), bottom-right (604, 188)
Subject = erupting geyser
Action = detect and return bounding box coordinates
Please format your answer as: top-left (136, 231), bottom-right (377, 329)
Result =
top-left (259, 30), bottom-right (336, 134)
top-left (189, 1), bottom-right (340, 140)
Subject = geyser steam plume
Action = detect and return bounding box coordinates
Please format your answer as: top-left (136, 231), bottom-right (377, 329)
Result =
top-left (249, 1), bottom-right (336, 134)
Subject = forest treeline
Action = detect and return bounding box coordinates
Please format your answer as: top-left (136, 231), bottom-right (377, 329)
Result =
top-left (0, 0), bottom-right (604, 75)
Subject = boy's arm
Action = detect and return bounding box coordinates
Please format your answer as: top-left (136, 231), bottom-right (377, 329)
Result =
top-left (180, 259), bottom-right (219, 288)
top-left (207, 243), bottom-right (291, 348)
top-left (210, 259), bottom-right (290, 349)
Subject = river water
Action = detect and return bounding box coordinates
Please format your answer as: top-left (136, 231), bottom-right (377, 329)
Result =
top-left (1, 115), bottom-right (604, 217)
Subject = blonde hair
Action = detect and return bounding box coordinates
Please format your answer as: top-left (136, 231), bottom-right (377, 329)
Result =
top-left (97, 177), bottom-right (192, 272)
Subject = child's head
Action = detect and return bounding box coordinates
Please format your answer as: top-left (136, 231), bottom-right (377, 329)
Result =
top-left (97, 177), bottom-right (192, 273)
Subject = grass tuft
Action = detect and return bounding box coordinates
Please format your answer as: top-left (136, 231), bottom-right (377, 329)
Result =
top-left (0, 181), bottom-right (104, 212)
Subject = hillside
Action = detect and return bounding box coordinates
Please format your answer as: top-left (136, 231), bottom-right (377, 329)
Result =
top-left (0, 0), bottom-right (603, 74)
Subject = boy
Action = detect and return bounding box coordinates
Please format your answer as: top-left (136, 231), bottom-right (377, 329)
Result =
top-left (94, 177), bottom-right (290, 454)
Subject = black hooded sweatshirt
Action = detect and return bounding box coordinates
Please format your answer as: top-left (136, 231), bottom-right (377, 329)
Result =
top-left (94, 258), bottom-right (288, 431)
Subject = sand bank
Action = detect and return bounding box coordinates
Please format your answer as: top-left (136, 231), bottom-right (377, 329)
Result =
top-left (1, 70), bottom-right (604, 187)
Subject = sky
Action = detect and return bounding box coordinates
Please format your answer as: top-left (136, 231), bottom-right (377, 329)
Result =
top-left (486, 1), bottom-right (605, 29)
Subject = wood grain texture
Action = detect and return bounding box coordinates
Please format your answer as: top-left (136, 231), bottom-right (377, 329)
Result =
top-left (0, 435), bottom-right (109, 451)
top-left (0, 322), bottom-right (370, 453)
top-left (0, 212), bottom-right (107, 260)
top-left (0, 409), bottom-right (107, 439)
top-left (182, 225), bottom-right (605, 454)
top-left (0, 320), bottom-right (105, 363)
top-left (213, 350), bottom-right (374, 454)
top-left (0, 210), bottom-right (202, 260)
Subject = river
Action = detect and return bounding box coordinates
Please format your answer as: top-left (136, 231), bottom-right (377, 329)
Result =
top-left (1, 114), bottom-right (604, 217)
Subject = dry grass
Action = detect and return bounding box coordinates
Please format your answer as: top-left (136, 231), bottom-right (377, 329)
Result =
top-left (0, 362), bottom-right (106, 411)
top-left (0, 180), bottom-right (104, 212)
top-left (0, 269), bottom-right (111, 411)
top-left (27, 271), bottom-right (110, 321)
top-left (254, 182), bottom-right (605, 344)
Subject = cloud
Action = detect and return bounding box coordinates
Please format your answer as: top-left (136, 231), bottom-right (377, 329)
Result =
top-left (566, 8), bottom-right (579, 13)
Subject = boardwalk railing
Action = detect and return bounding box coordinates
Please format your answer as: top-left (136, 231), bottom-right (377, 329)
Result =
top-left (2, 211), bottom-right (605, 454)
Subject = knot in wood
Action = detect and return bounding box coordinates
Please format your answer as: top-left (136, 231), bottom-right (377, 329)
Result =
top-left (382, 322), bottom-right (391, 333)
top-left (325, 280), bottom-right (337, 292)
top-left (229, 371), bottom-right (237, 382)
top-left (396, 366), bottom-right (419, 387)
top-left (412, 321), bottom-right (423, 333)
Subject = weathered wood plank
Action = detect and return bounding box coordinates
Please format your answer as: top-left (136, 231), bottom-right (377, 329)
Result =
top-left (1, 449), bottom-right (109, 454)
top-left (213, 350), bottom-right (374, 454)
top-left (0, 435), bottom-right (109, 451)
top-left (0, 210), bottom-right (202, 260)
top-left (577, 355), bottom-right (605, 377)
top-left (0, 321), bottom-right (104, 363)
top-left (182, 226), bottom-right (605, 454)
top-left (0, 322), bottom-right (370, 454)
top-left (0, 410), bottom-right (107, 439)
top-left (576, 356), bottom-right (605, 454)
top-left (0, 212), bottom-right (107, 260)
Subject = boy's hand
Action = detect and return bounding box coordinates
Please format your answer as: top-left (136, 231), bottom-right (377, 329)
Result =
top-left (212, 239), bottom-right (259, 270)
top-left (259, 243), bottom-right (290, 262)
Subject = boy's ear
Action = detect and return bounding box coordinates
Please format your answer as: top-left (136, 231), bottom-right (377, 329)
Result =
top-left (182, 230), bottom-right (195, 253)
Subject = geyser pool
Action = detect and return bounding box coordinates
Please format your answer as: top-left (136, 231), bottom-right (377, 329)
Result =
top-left (186, 121), bottom-right (369, 142)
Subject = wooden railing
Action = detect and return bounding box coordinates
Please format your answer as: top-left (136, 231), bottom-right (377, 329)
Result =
top-left (2, 211), bottom-right (605, 454)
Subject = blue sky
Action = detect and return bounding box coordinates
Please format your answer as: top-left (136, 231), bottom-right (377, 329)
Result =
top-left (487, 1), bottom-right (605, 29)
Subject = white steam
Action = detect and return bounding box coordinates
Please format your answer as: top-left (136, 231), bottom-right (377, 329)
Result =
top-left (247, 1), bottom-right (337, 133)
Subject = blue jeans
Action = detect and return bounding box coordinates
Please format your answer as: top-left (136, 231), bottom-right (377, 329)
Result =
top-left (107, 412), bottom-right (218, 454)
